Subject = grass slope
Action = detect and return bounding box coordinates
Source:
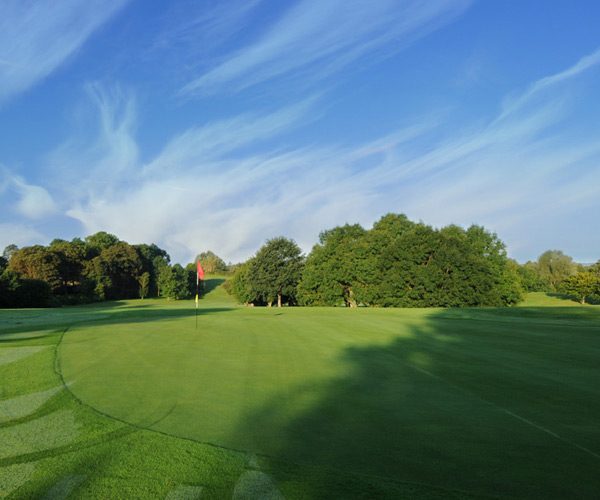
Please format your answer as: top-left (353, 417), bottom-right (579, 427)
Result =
top-left (1, 287), bottom-right (599, 499)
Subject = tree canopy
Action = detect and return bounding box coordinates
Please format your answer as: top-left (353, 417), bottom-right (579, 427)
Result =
top-left (296, 214), bottom-right (523, 308)
top-left (231, 237), bottom-right (304, 307)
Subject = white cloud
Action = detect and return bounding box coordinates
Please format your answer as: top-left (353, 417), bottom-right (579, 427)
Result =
top-left (0, 166), bottom-right (58, 219)
top-left (181, 0), bottom-right (472, 95)
top-left (50, 48), bottom-right (600, 265)
top-left (46, 82), bottom-right (139, 200)
top-left (0, 224), bottom-right (45, 253)
top-left (0, 0), bottom-right (129, 106)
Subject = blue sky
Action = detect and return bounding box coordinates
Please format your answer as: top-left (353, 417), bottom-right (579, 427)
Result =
top-left (1, 0), bottom-right (599, 265)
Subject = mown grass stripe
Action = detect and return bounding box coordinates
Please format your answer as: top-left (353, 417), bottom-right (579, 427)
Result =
top-left (0, 346), bottom-right (48, 366)
top-left (0, 462), bottom-right (37, 499)
top-left (0, 386), bottom-right (62, 424)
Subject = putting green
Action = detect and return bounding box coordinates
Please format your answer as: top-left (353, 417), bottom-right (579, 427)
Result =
top-left (58, 287), bottom-right (600, 499)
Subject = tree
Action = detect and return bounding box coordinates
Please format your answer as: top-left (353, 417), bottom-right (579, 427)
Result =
top-left (7, 245), bottom-right (62, 293)
top-left (229, 261), bottom-right (255, 305)
top-left (195, 251), bottom-right (228, 274)
top-left (248, 237), bottom-right (304, 307)
top-left (185, 262), bottom-right (205, 298)
top-left (299, 224), bottom-right (370, 307)
top-left (536, 250), bottom-right (577, 291)
top-left (560, 271), bottom-right (600, 304)
top-left (84, 242), bottom-right (142, 300)
top-left (134, 243), bottom-right (170, 297)
top-left (299, 214), bottom-right (522, 308)
top-left (84, 231), bottom-right (121, 258)
top-left (158, 264), bottom-right (189, 300)
top-left (517, 262), bottom-right (552, 292)
top-left (139, 272), bottom-right (150, 299)
top-left (0, 268), bottom-right (51, 308)
top-left (3, 244), bottom-right (18, 261)
top-left (49, 240), bottom-right (86, 294)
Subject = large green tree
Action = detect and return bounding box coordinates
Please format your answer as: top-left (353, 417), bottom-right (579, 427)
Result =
top-left (48, 240), bottom-right (86, 294)
top-left (536, 250), bottom-right (577, 291)
top-left (158, 263), bottom-right (190, 300)
top-left (248, 237), bottom-right (304, 307)
top-left (299, 214), bottom-right (522, 308)
top-left (299, 223), bottom-right (371, 307)
top-left (85, 242), bottom-right (142, 300)
top-left (7, 245), bottom-right (62, 293)
top-left (559, 263), bottom-right (600, 304)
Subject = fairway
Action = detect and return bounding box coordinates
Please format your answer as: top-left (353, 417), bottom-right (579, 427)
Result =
top-left (54, 284), bottom-right (600, 499)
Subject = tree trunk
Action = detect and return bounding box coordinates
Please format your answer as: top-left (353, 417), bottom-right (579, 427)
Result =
top-left (268, 301), bottom-right (272, 307)
top-left (277, 294), bottom-right (282, 307)
top-left (348, 289), bottom-right (357, 308)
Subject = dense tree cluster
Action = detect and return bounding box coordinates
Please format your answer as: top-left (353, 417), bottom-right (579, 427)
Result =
top-left (297, 214), bottom-right (523, 307)
top-left (0, 232), bottom-right (202, 307)
top-left (3, 216), bottom-right (598, 309)
top-left (228, 214), bottom-right (524, 308)
top-left (227, 214), bottom-right (599, 308)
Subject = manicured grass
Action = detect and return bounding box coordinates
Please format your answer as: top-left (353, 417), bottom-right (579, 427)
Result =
top-left (1, 287), bottom-right (599, 499)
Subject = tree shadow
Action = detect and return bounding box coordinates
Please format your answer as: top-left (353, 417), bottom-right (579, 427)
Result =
top-left (231, 307), bottom-right (600, 499)
top-left (203, 277), bottom-right (226, 294)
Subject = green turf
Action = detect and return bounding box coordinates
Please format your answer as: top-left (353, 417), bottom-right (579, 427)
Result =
top-left (1, 287), bottom-right (599, 499)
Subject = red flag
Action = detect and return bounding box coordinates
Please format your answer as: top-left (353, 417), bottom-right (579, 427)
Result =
top-left (197, 261), bottom-right (205, 282)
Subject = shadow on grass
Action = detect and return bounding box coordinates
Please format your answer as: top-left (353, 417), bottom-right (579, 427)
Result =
top-left (203, 277), bottom-right (226, 294)
top-left (230, 307), bottom-right (600, 500)
top-left (0, 302), bottom-right (235, 337)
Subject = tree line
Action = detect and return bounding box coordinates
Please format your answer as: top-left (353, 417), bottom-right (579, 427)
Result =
top-left (226, 214), bottom-right (600, 308)
top-left (2, 215), bottom-right (599, 308)
top-left (0, 233), bottom-right (231, 308)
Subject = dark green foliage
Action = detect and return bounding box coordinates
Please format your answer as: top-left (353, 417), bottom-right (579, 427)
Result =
top-left (229, 261), bottom-right (255, 305)
top-left (0, 235), bottom-right (174, 307)
top-left (248, 237), bottom-right (305, 307)
top-left (84, 242), bottom-right (142, 300)
top-left (134, 243), bottom-right (170, 297)
top-left (158, 263), bottom-right (190, 300)
top-left (300, 214), bottom-right (523, 308)
top-left (298, 224), bottom-right (369, 307)
top-left (231, 238), bottom-right (304, 306)
top-left (185, 262), bottom-right (205, 298)
top-left (0, 268), bottom-right (51, 307)
top-left (84, 231), bottom-right (121, 254)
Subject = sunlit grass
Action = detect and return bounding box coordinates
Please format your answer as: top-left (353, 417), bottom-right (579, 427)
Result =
top-left (1, 285), bottom-right (599, 499)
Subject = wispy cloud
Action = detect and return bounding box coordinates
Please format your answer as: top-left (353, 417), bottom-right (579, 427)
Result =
top-left (0, 0), bottom-right (129, 106)
top-left (157, 0), bottom-right (264, 54)
top-left (36, 48), bottom-right (600, 264)
top-left (0, 165), bottom-right (58, 219)
top-left (181, 0), bottom-right (472, 96)
top-left (46, 82), bottom-right (138, 200)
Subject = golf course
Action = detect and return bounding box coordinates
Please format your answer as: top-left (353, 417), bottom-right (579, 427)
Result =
top-left (1, 279), bottom-right (599, 499)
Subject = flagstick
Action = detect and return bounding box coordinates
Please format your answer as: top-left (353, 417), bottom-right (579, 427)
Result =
top-left (195, 261), bottom-right (204, 331)
top-left (195, 265), bottom-right (199, 331)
